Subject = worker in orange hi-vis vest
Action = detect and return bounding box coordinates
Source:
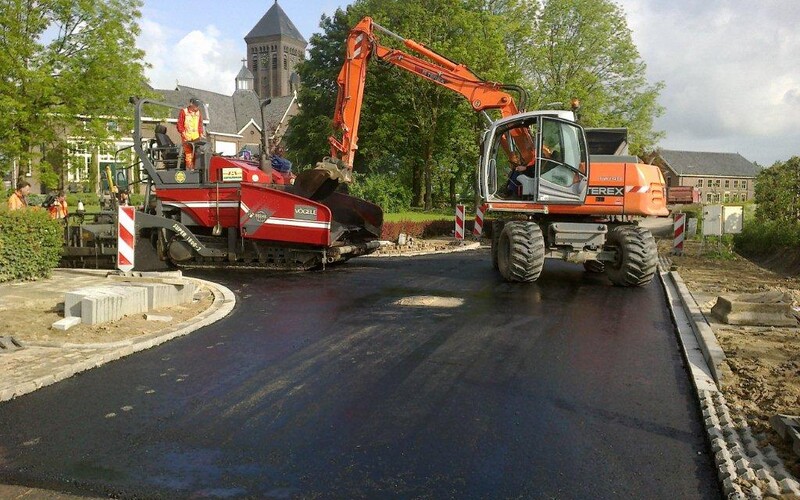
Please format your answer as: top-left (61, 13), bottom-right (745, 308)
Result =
top-left (48, 191), bottom-right (69, 219)
top-left (7, 180), bottom-right (31, 211)
top-left (176, 97), bottom-right (205, 170)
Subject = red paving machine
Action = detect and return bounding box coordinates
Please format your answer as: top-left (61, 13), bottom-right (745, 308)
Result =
top-left (62, 98), bottom-right (383, 271)
top-left (297, 16), bottom-right (669, 286)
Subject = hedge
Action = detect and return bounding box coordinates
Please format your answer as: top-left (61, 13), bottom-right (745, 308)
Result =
top-left (0, 209), bottom-right (64, 282)
top-left (734, 220), bottom-right (800, 256)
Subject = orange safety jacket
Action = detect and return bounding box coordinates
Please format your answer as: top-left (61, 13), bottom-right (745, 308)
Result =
top-left (7, 192), bottom-right (27, 211)
top-left (49, 200), bottom-right (68, 219)
top-left (177, 107), bottom-right (204, 141)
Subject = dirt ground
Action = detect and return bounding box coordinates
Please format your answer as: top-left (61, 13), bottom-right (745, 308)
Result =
top-left (373, 237), bottom-right (469, 256)
top-left (2, 286), bottom-right (214, 346)
top-left (664, 238), bottom-right (800, 475)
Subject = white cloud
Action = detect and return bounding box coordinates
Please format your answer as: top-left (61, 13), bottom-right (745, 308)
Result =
top-left (617, 0), bottom-right (800, 164)
top-left (138, 20), bottom-right (243, 95)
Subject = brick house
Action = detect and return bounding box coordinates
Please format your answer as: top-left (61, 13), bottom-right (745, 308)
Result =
top-left (653, 149), bottom-right (760, 204)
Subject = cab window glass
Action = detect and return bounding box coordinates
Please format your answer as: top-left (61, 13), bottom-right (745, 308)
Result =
top-left (541, 118), bottom-right (587, 175)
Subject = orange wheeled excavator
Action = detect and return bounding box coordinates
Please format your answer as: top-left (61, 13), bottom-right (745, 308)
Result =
top-left (297, 16), bottom-right (669, 286)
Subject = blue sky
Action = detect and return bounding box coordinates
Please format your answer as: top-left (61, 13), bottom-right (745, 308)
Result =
top-left (138, 0), bottom-right (800, 166)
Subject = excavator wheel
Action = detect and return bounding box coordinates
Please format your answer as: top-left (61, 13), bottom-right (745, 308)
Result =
top-left (604, 225), bottom-right (658, 287)
top-left (583, 260), bottom-right (605, 273)
top-left (491, 220), bottom-right (505, 270)
top-left (496, 221), bottom-right (545, 283)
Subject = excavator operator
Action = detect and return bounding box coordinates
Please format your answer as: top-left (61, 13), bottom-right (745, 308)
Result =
top-left (501, 131), bottom-right (554, 199)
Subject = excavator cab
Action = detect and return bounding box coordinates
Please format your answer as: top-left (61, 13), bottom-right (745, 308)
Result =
top-left (480, 112), bottom-right (590, 205)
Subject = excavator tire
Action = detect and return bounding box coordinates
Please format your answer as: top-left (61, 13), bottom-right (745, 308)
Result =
top-left (497, 221), bottom-right (544, 282)
top-left (491, 220), bottom-right (505, 270)
top-left (583, 260), bottom-right (605, 273)
top-left (604, 225), bottom-right (658, 287)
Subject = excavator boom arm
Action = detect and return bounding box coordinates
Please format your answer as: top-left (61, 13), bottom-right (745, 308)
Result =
top-left (330, 17), bottom-right (535, 170)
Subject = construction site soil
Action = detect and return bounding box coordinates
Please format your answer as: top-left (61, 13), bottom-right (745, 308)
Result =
top-left (663, 239), bottom-right (800, 476)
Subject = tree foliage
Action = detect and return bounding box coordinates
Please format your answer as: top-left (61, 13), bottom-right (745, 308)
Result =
top-left (526, 0), bottom-right (663, 154)
top-left (0, 0), bottom-right (150, 185)
top-left (754, 157), bottom-right (800, 223)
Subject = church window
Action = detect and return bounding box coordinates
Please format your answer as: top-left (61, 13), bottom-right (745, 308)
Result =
top-left (272, 54), bottom-right (277, 70)
top-left (283, 56), bottom-right (287, 70)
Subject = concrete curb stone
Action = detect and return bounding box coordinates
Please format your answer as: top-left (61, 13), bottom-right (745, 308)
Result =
top-left (658, 258), bottom-right (800, 498)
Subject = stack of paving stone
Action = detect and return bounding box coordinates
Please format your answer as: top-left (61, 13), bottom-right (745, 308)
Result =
top-left (53, 276), bottom-right (196, 330)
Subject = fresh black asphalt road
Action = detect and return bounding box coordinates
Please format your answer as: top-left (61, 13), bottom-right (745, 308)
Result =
top-left (0, 250), bottom-right (721, 499)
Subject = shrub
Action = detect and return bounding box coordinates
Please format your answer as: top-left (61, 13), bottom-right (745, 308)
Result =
top-left (700, 235), bottom-right (736, 260)
top-left (0, 209), bottom-right (64, 282)
top-left (734, 219), bottom-right (800, 256)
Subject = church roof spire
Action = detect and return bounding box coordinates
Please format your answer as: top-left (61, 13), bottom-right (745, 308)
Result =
top-left (245, 1), bottom-right (306, 44)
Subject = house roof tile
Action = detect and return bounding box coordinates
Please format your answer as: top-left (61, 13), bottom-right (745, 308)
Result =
top-left (154, 85), bottom-right (294, 137)
top-left (658, 149), bottom-right (760, 178)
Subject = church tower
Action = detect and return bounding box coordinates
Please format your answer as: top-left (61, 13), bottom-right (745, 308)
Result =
top-left (245, 1), bottom-right (307, 99)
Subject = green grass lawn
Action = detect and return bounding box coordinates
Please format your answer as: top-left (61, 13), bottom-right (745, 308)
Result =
top-left (384, 211), bottom-right (453, 222)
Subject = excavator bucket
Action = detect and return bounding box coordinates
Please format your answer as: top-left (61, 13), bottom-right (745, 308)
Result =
top-left (293, 158), bottom-right (353, 201)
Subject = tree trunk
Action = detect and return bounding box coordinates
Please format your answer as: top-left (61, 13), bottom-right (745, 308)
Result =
top-left (411, 161), bottom-right (423, 207)
top-left (449, 175), bottom-right (456, 206)
top-left (423, 145), bottom-right (433, 210)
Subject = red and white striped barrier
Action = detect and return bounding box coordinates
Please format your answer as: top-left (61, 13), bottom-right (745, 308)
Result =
top-left (117, 206), bottom-right (136, 272)
top-left (455, 204), bottom-right (465, 240)
top-left (672, 212), bottom-right (686, 256)
top-left (473, 204), bottom-right (485, 237)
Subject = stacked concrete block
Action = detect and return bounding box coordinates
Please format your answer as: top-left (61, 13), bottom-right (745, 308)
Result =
top-left (61, 279), bottom-right (199, 329)
top-left (134, 281), bottom-right (195, 310)
top-left (136, 283), bottom-right (175, 311)
top-left (65, 285), bottom-right (148, 325)
top-left (174, 281), bottom-right (197, 306)
top-left (711, 291), bottom-right (797, 327)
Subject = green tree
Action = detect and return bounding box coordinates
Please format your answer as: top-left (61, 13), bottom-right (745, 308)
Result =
top-left (526, 0), bottom-right (663, 154)
top-left (754, 157), bottom-right (800, 223)
top-left (0, 0), bottom-right (150, 187)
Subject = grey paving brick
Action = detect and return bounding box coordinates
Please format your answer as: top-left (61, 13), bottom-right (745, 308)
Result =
top-left (765, 478), bottom-right (782, 496)
top-left (779, 477), bottom-right (800, 495)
